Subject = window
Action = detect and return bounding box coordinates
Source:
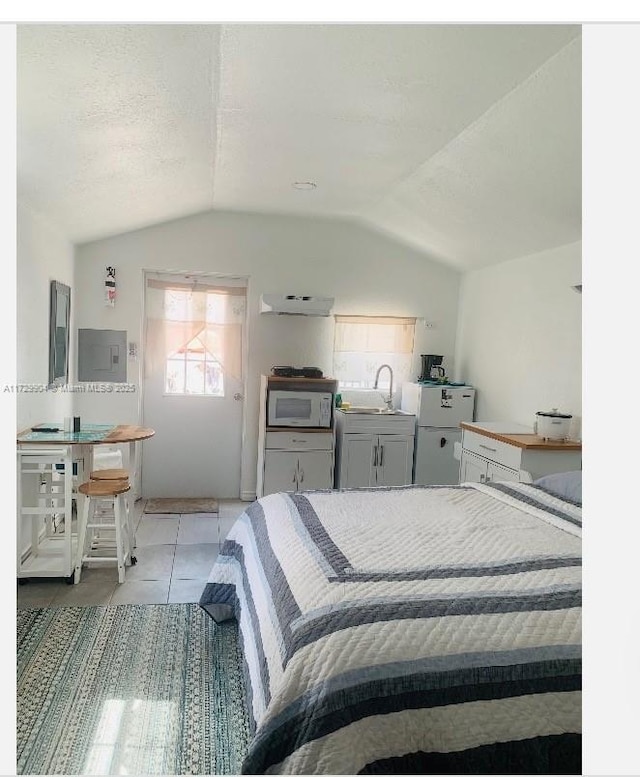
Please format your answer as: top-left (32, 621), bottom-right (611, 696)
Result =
top-left (145, 277), bottom-right (246, 397)
top-left (165, 333), bottom-right (224, 396)
top-left (332, 315), bottom-right (416, 389)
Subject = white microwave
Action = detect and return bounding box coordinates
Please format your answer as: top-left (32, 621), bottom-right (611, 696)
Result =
top-left (267, 390), bottom-right (333, 428)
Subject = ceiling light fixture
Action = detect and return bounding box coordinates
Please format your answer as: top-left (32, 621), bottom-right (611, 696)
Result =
top-left (292, 181), bottom-right (317, 190)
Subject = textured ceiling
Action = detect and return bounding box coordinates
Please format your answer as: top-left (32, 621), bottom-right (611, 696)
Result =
top-left (17, 24), bottom-right (581, 270)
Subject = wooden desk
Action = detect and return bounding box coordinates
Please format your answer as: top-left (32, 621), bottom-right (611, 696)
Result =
top-left (17, 423), bottom-right (155, 582)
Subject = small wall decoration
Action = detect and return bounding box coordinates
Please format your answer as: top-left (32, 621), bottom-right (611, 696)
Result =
top-left (105, 266), bottom-right (116, 306)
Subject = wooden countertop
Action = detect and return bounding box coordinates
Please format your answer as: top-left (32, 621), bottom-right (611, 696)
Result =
top-left (103, 425), bottom-right (155, 444)
top-left (460, 421), bottom-right (581, 451)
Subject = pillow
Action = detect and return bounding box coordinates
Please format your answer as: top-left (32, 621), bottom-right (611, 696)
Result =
top-left (533, 471), bottom-right (582, 504)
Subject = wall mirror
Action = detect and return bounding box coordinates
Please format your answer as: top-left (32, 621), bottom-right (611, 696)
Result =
top-left (49, 280), bottom-right (71, 386)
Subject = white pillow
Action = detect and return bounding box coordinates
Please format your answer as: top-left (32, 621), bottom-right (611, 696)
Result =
top-left (533, 471), bottom-right (582, 504)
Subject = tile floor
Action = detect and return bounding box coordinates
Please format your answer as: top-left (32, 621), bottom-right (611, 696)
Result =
top-left (16, 498), bottom-right (247, 609)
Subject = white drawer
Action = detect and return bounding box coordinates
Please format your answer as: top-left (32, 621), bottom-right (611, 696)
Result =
top-left (266, 431), bottom-right (334, 451)
top-left (463, 430), bottom-right (522, 471)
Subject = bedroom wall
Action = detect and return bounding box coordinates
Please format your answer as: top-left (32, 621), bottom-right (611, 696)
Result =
top-left (455, 240), bottom-right (582, 438)
top-left (16, 199), bottom-right (75, 430)
top-left (73, 209), bottom-right (462, 499)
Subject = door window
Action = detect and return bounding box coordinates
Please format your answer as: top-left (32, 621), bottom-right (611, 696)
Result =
top-left (145, 280), bottom-right (246, 398)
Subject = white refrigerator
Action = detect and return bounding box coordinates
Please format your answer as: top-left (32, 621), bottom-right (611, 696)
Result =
top-left (400, 383), bottom-right (476, 485)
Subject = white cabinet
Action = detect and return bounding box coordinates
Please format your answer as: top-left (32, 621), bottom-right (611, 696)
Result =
top-left (335, 410), bottom-right (415, 489)
top-left (256, 375), bottom-right (338, 498)
top-left (263, 448), bottom-right (333, 494)
top-left (459, 422), bottom-right (582, 484)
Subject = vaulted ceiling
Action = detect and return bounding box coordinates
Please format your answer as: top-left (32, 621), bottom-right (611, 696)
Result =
top-left (17, 24), bottom-right (581, 270)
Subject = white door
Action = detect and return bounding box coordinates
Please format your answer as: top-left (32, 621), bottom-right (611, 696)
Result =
top-left (263, 451), bottom-right (298, 495)
top-left (486, 461), bottom-right (520, 483)
top-left (414, 428), bottom-right (462, 486)
top-left (297, 450), bottom-right (334, 491)
top-left (141, 273), bottom-right (247, 498)
top-left (376, 435), bottom-right (413, 487)
top-left (340, 434), bottom-right (376, 489)
top-left (460, 450), bottom-right (488, 484)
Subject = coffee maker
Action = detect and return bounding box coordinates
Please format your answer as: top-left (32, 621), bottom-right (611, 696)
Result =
top-left (419, 354), bottom-right (445, 382)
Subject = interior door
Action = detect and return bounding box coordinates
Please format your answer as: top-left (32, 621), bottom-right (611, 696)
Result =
top-left (141, 273), bottom-right (247, 499)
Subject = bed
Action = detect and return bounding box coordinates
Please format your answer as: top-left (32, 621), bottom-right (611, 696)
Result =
top-left (200, 480), bottom-right (581, 774)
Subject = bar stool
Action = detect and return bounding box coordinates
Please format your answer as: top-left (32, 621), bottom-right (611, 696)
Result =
top-left (90, 468), bottom-right (136, 552)
top-left (74, 479), bottom-right (134, 584)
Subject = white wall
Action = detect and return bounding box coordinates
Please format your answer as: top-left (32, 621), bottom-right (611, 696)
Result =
top-left (16, 199), bottom-right (75, 429)
top-left (455, 240), bottom-right (582, 437)
top-left (74, 210), bottom-right (462, 499)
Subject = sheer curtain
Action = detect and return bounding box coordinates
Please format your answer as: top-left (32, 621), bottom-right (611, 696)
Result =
top-left (332, 315), bottom-right (416, 388)
top-left (144, 277), bottom-right (246, 388)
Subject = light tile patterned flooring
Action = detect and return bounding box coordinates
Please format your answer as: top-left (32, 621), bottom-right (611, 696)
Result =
top-left (16, 499), bottom-right (247, 609)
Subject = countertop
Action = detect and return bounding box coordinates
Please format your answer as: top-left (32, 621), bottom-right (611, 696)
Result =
top-left (460, 421), bottom-right (582, 451)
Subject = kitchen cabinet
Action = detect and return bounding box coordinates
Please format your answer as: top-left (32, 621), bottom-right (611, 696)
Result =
top-left (335, 410), bottom-right (415, 489)
top-left (459, 449), bottom-right (520, 484)
top-left (459, 422), bottom-right (582, 484)
top-left (256, 373), bottom-right (338, 498)
top-left (262, 432), bottom-right (333, 495)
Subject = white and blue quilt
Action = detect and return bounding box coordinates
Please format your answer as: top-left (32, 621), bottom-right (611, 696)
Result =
top-left (200, 482), bottom-right (582, 774)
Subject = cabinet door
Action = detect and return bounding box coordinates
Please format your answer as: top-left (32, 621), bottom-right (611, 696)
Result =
top-left (297, 450), bottom-right (334, 491)
top-left (263, 450), bottom-right (298, 496)
top-left (339, 434), bottom-right (376, 489)
top-left (377, 434), bottom-right (414, 487)
top-left (460, 450), bottom-right (488, 484)
top-left (486, 461), bottom-right (520, 483)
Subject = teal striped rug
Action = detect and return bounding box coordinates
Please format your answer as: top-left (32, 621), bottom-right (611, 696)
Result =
top-left (17, 604), bottom-right (249, 775)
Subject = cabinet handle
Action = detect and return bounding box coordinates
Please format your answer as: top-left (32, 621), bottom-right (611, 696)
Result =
top-left (379, 444), bottom-right (384, 466)
top-left (479, 444), bottom-right (497, 452)
top-left (299, 468), bottom-right (304, 482)
top-left (480, 473), bottom-right (486, 482)
top-left (373, 445), bottom-right (378, 467)
top-left (292, 439), bottom-right (307, 443)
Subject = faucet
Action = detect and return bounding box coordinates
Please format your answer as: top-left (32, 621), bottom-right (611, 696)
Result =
top-left (374, 364), bottom-right (394, 410)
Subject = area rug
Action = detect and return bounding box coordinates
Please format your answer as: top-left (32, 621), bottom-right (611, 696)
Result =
top-left (144, 498), bottom-right (219, 514)
top-left (17, 604), bottom-right (249, 775)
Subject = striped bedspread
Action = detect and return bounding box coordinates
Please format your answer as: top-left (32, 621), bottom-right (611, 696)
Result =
top-left (200, 482), bottom-right (582, 774)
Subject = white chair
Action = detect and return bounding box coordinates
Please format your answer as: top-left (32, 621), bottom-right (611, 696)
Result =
top-left (90, 468), bottom-right (136, 552)
top-left (75, 478), bottom-right (134, 584)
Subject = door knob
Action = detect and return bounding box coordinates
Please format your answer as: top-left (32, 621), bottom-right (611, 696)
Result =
top-left (233, 392), bottom-right (243, 401)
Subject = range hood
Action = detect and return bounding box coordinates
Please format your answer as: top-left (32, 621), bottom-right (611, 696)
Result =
top-left (260, 294), bottom-right (334, 316)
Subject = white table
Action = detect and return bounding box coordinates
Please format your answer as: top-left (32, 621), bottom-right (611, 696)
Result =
top-left (17, 423), bottom-right (154, 582)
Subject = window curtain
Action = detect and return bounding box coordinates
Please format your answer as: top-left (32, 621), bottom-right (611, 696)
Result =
top-left (333, 315), bottom-right (416, 388)
top-left (145, 277), bottom-right (246, 381)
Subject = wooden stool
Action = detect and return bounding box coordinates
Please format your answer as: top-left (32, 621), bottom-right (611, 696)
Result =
top-left (90, 468), bottom-right (135, 551)
top-left (75, 479), bottom-right (135, 584)
top-left (90, 468), bottom-right (129, 481)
